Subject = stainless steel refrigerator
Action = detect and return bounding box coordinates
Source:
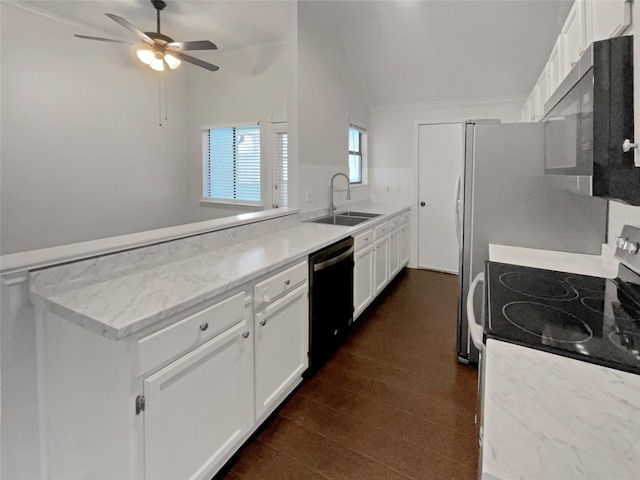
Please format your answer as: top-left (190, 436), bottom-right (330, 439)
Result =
top-left (456, 121), bottom-right (608, 364)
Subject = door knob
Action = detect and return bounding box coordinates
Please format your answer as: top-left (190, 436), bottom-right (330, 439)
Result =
top-left (623, 139), bottom-right (638, 153)
top-left (420, 201), bottom-right (426, 207)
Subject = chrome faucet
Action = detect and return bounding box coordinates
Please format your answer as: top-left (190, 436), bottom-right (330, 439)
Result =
top-left (329, 172), bottom-right (351, 215)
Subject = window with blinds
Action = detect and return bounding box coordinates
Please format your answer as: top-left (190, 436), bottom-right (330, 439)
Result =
top-left (204, 125), bottom-right (261, 204)
top-left (349, 126), bottom-right (364, 184)
top-left (272, 128), bottom-right (288, 208)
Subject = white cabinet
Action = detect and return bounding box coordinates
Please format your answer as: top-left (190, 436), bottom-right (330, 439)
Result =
top-left (354, 237), bottom-right (374, 320)
top-left (547, 37), bottom-right (564, 94)
top-left (38, 259), bottom-right (310, 480)
top-left (144, 321), bottom-right (253, 480)
top-left (561, 0), bottom-right (587, 75)
top-left (588, 0), bottom-right (631, 43)
top-left (389, 227), bottom-right (401, 278)
top-left (534, 66), bottom-right (548, 119)
top-left (374, 237), bottom-right (389, 295)
top-left (400, 222), bottom-right (410, 266)
top-left (254, 283), bottom-right (308, 421)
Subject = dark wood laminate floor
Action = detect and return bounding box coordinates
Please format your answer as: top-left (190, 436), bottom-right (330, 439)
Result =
top-left (219, 268), bottom-right (479, 480)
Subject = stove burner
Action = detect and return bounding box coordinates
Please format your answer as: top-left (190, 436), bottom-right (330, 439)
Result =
top-left (502, 302), bottom-right (593, 343)
top-left (565, 275), bottom-right (607, 293)
top-left (581, 297), bottom-right (610, 315)
top-left (609, 331), bottom-right (640, 359)
top-left (499, 272), bottom-right (578, 301)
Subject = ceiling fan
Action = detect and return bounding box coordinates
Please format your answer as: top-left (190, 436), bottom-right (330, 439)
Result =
top-left (75, 0), bottom-right (219, 72)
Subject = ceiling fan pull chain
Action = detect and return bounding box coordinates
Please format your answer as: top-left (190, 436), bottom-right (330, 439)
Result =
top-left (165, 78), bottom-right (168, 122)
top-left (158, 78), bottom-right (162, 127)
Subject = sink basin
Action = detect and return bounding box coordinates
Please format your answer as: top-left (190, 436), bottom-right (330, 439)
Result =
top-left (305, 215), bottom-right (372, 226)
top-left (338, 211), bottom-right (382, 218)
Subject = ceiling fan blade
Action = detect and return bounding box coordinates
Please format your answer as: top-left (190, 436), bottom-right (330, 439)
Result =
top-left (74, 34), bottom-right (131, 44)
top-left (172, 52), bottom-right (219, 72)
top-left (105, 13), bottom-right (154, 45)
top-left (167, 40), bottom-right (217, 51)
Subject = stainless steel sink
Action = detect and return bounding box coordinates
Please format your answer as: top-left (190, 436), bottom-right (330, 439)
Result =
top-left (338, 211), bottom-right (382, 218)
top-left (305, 215), bottom-right (372, 226)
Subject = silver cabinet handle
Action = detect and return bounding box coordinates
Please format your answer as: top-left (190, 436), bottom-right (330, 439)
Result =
top-left (284, 279), bottom-right (290, 286)
top-left (260, 319), bottom-right (267, 326)
top-left (199, 322), bottom-right (208, 332)
top-left (242, 331), bottom-right (250, 339)
top-left (570, 61), bottom-right (577, 68)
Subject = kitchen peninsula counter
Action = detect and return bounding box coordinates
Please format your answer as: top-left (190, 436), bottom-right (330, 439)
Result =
top-left (29, 204), bottom-right (409, 340)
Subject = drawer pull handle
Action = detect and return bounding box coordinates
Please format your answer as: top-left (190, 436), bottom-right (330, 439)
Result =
top-left (260, 319), bottom-right (267, 326)
top-left (284, 279), bottom-right (291, 286)
top-left (199, 322), bottom-right (209, 332)
top-left (242, 331), bottom-right (250, 339)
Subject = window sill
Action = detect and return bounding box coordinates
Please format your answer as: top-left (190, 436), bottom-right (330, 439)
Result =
top-left (200, 198), bottom-right (263, 209)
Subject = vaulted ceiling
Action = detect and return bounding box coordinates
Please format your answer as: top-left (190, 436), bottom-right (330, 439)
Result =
top-left (13, 0), bottom-right (572, 108)
top-left (303, 0), bottom-right (574, 108)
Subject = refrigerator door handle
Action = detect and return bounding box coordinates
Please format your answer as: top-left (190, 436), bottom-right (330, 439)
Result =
top-left (454, 174), bottom-right (461, 244)
top-left (467, 272), bottom-right (485, 350)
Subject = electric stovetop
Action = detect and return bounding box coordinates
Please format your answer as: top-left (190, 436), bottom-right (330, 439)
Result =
top-left (485, 261), bottom-right (640, 374)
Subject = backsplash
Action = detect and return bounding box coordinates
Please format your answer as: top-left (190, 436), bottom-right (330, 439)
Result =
top-left (608, 201), bottom-right (640, 243)
top-left (30, 213), bottom-right (300, 295)
top-left (298, 164), bottom-right (371, 213)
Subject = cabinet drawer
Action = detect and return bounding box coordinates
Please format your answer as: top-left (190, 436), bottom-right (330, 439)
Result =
top-left (374, 221), bottom-right (389, 239)
top-left (254, 260), bottom-right (307, 311)
top-left (389, 215), bottom-right (401, 230)
top-left (354, 229), bottom-right (374, 250)
top-left (138, 291), bottom-right (245, 375)
top-left (401, 211), bottom-right (410, 224)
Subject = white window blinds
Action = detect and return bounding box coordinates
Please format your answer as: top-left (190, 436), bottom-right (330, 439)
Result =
top-left (205, 125), bottom-right (261, 203)
top-left (348, 126), bottom-right (363, 184)
top-left (272, 127), bottom-right (288, 208)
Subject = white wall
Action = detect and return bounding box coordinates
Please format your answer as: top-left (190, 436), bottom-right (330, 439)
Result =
top-left (296, 1), bottom-right (371, 213)
top-left (0, 3), bottom-right (190, 255)
top-left (185, 43), bottom-right (288, 222)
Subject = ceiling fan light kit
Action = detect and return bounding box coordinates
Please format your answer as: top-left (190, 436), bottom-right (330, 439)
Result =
top-left (75, 0), bottom-right (219, 73)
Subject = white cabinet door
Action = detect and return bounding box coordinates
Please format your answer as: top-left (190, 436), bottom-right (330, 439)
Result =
top-left (254, 284), bottom-right (308, 420)
top-left (389, 228), bottom-right (401, 278)
top-left (589, 0), bottom-right (631, 43)
top-left (143, 320), bottom-right (253, 480)
top-left (354, 245), bottom-right (373, 320)
top-left (547, 37), bottom-right (563, 94)
top-left (561, 0), bottom-right (586, 75)
top-left (401, 223), bottom-right (410, 266)
top-left (374, 237), bottom-right (389, 295)
top-left (534, 66), bottom-right (548, 120)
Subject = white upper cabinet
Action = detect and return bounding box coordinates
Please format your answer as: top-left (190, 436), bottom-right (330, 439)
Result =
top-left (588, 0), bottom-right (631, 43)
top-left (534, 66), bottom-right (549, 119)
top-left (561, 0), bottom-right (587, 75)
top-left (547, 36), bottom-right (564, 94)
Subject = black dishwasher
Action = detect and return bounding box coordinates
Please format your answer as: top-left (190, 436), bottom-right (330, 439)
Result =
top-left (306, 236), bottom-right (354, 376)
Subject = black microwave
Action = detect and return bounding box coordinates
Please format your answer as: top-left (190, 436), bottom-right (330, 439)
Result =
top-left (543, 35), bottom-right (638, 205)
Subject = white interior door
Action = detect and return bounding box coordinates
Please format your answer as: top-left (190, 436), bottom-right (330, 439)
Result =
top-left (418, 123), bottom-right (464, 273)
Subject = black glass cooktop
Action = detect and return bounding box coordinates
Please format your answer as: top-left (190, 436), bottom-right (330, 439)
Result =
top-left (486, 261), bottom-right (640, 374)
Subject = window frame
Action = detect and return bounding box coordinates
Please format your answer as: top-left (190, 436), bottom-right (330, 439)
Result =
top-left (201, 121), bottom-right (263, 207)
top-left (348, 125), bottom-right (365, 185)
top-left (270, 122), bottom-right (288, 209)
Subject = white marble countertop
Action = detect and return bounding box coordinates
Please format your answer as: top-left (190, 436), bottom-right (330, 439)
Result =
top-left (29, 204), bottom-right (408, 340)
top-left (482, 338), bottom-right (640, 480)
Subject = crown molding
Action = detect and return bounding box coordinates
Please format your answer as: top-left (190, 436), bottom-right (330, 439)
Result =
top-left (371, 94), bottom-right (528, 115)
